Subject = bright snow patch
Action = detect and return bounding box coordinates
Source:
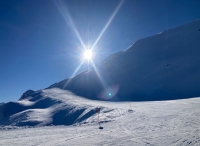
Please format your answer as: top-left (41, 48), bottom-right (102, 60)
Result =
top-left (0, 90), bottom-right (200, 145)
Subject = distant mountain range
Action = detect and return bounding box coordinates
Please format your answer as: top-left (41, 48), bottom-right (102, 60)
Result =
top-left (49, 19), bottom-right (200, 101)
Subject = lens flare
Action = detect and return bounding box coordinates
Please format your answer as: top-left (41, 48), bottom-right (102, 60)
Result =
top-left (98, 84), bottom-right (120, 100)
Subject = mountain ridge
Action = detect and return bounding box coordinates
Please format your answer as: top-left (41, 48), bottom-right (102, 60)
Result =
top-left (49, 19), bottom-right (200, 101)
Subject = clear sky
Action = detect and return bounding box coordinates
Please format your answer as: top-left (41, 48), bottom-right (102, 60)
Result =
top-left (1, 0), bottom-right (200, 103)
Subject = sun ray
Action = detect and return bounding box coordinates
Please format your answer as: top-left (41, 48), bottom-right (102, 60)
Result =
top-left (54, 0), bottom-right (124, 96)
top-left (63, 60), bottom-right (85, 88)
top-left (54, 1), bottom-right (85, 49)
top-left (91, 60), bottom-right (107, 90)
top-left (91, 0), bottom-right (124, 50)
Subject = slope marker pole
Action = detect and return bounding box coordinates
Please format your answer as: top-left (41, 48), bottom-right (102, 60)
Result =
top-left (95, 107), bottom-right (103, 129)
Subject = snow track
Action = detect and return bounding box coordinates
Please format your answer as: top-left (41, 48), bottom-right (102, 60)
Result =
top-left (1, 95), bottom-right (200, 145)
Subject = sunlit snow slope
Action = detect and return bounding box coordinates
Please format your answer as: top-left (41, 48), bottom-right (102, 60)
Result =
top-left (49, 19), bottom-right (200, 101)
top-left (0, 88), bottom-right (131, 126)
top-left (0, 92), bottom-right (200, 145)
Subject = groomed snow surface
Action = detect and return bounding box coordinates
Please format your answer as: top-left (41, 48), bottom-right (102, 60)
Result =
top-left (0, 88), bottom-right (200, 146)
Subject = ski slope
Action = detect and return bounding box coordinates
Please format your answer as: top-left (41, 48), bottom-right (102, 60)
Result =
top-left (0, 88), bottom-right (200, 145)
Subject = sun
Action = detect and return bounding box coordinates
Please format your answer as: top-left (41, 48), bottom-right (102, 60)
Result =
top-left (83, 50), bottom-right (93, 61)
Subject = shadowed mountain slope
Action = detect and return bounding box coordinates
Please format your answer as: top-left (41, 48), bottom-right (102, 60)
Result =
top-left (49, 19), bottom-right (200, 101)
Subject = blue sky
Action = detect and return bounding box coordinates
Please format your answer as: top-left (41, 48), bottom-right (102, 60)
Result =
top-left (1, 0), bottom-right (200, 102)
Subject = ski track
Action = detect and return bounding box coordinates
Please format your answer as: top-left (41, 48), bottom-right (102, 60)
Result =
top-left (0, 97), bottom-right (200, 146)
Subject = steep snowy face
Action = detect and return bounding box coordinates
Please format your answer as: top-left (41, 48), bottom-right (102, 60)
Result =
top-left (50, 19), bottom-right (200, 101)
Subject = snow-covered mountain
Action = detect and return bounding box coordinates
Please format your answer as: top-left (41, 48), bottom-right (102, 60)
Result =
top-left (1, 20), bottom-right (200, 145)
top-left (49, 19), bottom-right (200, 101)
top-left (1, 19), bottom-right (200, 127)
